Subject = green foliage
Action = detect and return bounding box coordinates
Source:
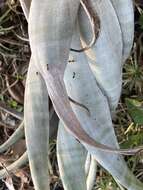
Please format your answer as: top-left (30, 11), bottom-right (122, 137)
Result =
top-left (0, 94), bottom-right (4, 101)
top-left (95, 172), bottom-right (120, 190)
top-left (8, 99), bottom-right (18, 108)
top-left (8, 99), bottom-right (23, 112)
top-left (123, 60), bottom-right (143, 94)
top-left (125, 98), bottom-right (143, 125)
top-left (121, 132), bottom-right (143, 148)
top-left (139, 14), bottom-right (143, 30)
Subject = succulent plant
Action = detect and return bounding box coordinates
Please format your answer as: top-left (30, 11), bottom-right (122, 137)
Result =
top-left (0, 1), bottom-right (143, 190)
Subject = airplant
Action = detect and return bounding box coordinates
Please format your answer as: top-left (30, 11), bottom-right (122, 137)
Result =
top-left (0, 0), bottom-right (143, 190)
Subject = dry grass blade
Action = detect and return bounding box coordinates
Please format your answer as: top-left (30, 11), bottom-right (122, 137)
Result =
top-left (0, 152), bottom-right (28, 179)
top-left (0, 102), bottom-right (23, 120)
top-left (5, 75), bottom-right (24, 105)
top-left (0, 121), bottom-right (24, 153)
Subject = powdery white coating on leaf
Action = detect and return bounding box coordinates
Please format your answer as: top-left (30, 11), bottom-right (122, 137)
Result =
top-left (28, 0), bottom-right (81, 76)
top-left (85, 152), bottom-right (91, 177)
top-left (86, 156), bottom-right (97, 190)
top-left (19, 0), bottom-right (143, 189)
top-left (110, 0), bottom-right (134, 62)
top-left (57, 121), bottom-right (87, 190)
top-left (63, 27), bottom-right (143, 190)
top-left (79, 0), bottom-right (123, 111)
top-left (24, 58), bottom-right (50, 190)
top-left (27, 0), bottom-right (127, 154)
top-left (57, 24), bottom-right (96, 190)
top-left (27, 0), bottom-right (142, 155)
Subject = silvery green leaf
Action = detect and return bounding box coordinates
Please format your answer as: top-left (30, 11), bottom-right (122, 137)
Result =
top-left (79, 0), bottom-right (123, 111)
top-left (63, 25), bottom-right (143, 189)
top-left (57, 24), bottom-right (95, 190)
top-left (57, 121), bottom-right (87, 190)
top-left (110, 0), bottom-right (134, 61)
top-left (24, 58), bottom-right (50, 190)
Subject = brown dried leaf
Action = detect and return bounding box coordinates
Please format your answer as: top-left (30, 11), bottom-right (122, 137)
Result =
top-left (4, 177), bottom-right (16, 190)
top-left (5, 75), bottom-right (24, 104)
top-left (45, 66), bottom-right (143, 155)
top-left (11, 139), bottom-right (26, 157)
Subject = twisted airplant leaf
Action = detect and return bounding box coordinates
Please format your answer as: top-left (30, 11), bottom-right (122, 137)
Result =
top-left (20, 2), bottom-right (95, 190)
top-left (57, 121), bottom-right (87, 190)
top-left (2, 1), bottom-right (142, 190)
top-left (57, 24), bottom-right (96, 190)
top-left (28, 0), bottom-right (97, 148)
top-left (79, 0), bottom-right (123, 111)
top-left (24, 57), bottom-right (50, 189)
top-left (110, 0), bottom-right (134, 61)
top-left (58, 24), bottom-right (143, 189)
top-left (28, 0), bottom-right (143, 155)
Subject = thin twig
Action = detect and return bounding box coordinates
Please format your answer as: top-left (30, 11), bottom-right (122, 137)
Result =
top-left (0, 101), bottom-right (23, 120)
top-left (0, 78), bottom-right (19, 96)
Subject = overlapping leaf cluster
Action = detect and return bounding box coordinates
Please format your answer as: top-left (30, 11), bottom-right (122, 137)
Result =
top-left (0, 0), bottom-right (143, 190)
